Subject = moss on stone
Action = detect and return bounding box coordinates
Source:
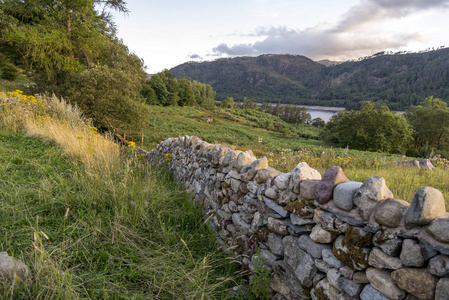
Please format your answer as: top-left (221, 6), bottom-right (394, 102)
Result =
top-left (345, 226), bottom-right (372, 248)
top-left (313, 287), bottom-right (330, 300)
top-left (284, 199), bottom-right (314, 215)
top-left (302, 285), bottom-right (311, 298)
top-left (332, 243), bottom-right (369, 271)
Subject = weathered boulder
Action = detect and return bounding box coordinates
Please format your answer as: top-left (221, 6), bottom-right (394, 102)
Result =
top-left (360, 284), bottom-right (390, 300)
top-left (368, 248), bottom-right (402, 270)
top-left (426, 217), bottom-right (449, 243)
top-left (373, 231), bottom-right (403, 256)
top-left (254, 167), bottom-right (281, 184)
top-left (354, 176), bottom-right (394, 220)
top-left (400, 239), bottom-right (425, 267)
top-left (332, 235), bottom-right (369, 271)
top-left (395, 159), bottom-right (435, 171)
top-left (221, 150), bottom-right (242, 167)
top-left (436, 278), bottom-right (449, 300)
top-left (288, 162), bottom-right (321, 193)
top-left (233, 150), bottom-right (257, 172)
top-left (274, 173), bottom-right (291, 190)
top-left (366, 268), bottom-right (406, 300)
top-left (300, 179), bottom-right (320, 200)
top-left (283, 236), bottom-right (317, 287)
top-left (267, 233), bottom-right (284, 256)
top-left (428, 255), bottom-right (449, 276)
top-left (334, 181), bottom-right (363, 211)
top-left (267, 217), bottom-right (288, 235)
top-left (374, 198), bottom-right (409, 228)
top-left (246, 157), bottom-right (268, 180)
top-left (315, 166), bottom-right (349, 205)
top-left (310, 224), bottom-right (337, 244)
top-left (298, 234), bottom-right (332, 259)
top-left (0, 252), bottom-right (30, 283)
top-left (404, 186), bottom-right (446, 229)
top-left (391, 268), bottom-right (438, 300)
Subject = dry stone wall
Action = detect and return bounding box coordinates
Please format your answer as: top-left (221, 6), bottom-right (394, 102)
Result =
top-left (142, 136), bottom-right (449, 300)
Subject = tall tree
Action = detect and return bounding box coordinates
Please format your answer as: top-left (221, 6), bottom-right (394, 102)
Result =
top-left (406, 96), bottom-right (449, 152)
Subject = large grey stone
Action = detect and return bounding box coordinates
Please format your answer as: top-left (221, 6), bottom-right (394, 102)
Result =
top-left (267, 233), bottom-right (284, 256)
top-left (428, 255), bottom-right (449, 276)
top-left (368, 248), bottom-right (402, 270)
top-left (298, 234), bottom-right (332, 259)
top-left (288, 162), bottom-right (321, 194)
top-left (400, 239), bottom-right (425, 267)
top-left (426, 217), bottom-right (449, 243)
top-left (234, 150), bottom-right (256, 172)
top-left (404, 186), bottom-right (446, 229)
top-left (339, 276), bottom-right (364, 297)
top-left (360, 284), bottom-right (390, 300)
top-left (322, 248), bottom-right (343, 269)
top-left (232, 213), bottom-right (252, 235)
top-left (310, 224), bottom-right (336, 244)
top-left (246, 157), bottom-right (269, 180)
top-left (263, 196), bottom-right (288, 217)
top-left (274, 173), bottom-right (291, 190)
top-left (290, 213), bottom-right (315, 226)
top-left (366, 268), bottom-right (406, 300)
top-left (334, 181), bottom-right (363, 211)
top-left (254, 167), bottom-right (281, 184)
top-left (300, 179), bottom-right (320, 200)
top-left (267, 217), bottom-right (288, 235)
top-left (353, 271), bottom-right (369, 284)
top-left (373, 230), bottom-right (403, 256)
top-left (391, 268), bottom-right (438, 300)
top-left (0, 252), bottom-right (30, 282)
top-left (315, 166), bottom-right (349, 205)
top-left (436, 278), bottom-right (449, 300)
top-left (374, 198), bottom-right (410, 228)
top-left (282, 235), bottom-right (317, 287)
top-left (354, 176), bottom-right (394, 220)
top-left (264, 187), bottom-right (278, 199)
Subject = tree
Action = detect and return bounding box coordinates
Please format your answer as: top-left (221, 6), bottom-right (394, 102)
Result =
top-left (178, 78), bottom-right (195, 106)
top-left (406, 96), bottom-right (449, 153)
top-left (320, 102), bottom-right (413, 154)
top-left (0, 0), bottom-right (148, 130)
top-left (311, 117), bottom-right (325, 128)
top-left (221, 97), bottom-right (234, 109)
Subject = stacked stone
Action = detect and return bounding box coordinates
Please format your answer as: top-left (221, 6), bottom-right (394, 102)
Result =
top-left (145, 136), bottom-right (449, 300)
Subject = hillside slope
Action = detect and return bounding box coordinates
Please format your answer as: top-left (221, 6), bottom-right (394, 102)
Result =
top-left (171, 48), bottom-right (449, 110)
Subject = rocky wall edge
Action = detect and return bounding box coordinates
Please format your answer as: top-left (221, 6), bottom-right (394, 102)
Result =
top-left (139, 136), bottom-right (449, 300)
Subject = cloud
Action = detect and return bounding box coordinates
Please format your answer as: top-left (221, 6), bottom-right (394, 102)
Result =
top-left (210, 0), bottom-right (449, 60)
top-left (189, 54), bottom-right (203, 60)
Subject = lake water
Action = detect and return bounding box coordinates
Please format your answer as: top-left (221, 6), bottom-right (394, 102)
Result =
top-left (307, 109), bottom-right (339, 122)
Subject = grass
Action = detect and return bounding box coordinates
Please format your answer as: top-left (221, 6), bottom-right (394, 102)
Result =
top-left (0, 91), bottom-right (244, 299)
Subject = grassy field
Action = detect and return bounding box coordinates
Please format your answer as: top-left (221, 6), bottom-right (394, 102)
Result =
top-left (0, 91), bottom-right (245, 299)
top-left (1, 89), bottom-right (449, 298)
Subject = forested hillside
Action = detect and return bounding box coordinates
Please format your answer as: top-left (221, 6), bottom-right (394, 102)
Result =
top-left (171, 48), bottom-right (449, 110)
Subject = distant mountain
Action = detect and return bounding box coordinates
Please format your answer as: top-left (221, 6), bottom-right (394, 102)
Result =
top-left (171, 49), bottom-right (449, 110)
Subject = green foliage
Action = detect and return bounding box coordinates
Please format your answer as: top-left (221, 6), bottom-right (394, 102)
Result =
top-left (178, 78), bottom-right (195, 106)
top-left (250, 247), bottom-right (271, 299)
top-left (312, 117), bottom-right (325, 128)
top-left (320, 102), bottom-right (413, 154)
top-left (1, 62), bottom-right (18, 81)
top-left (221, 96), bottom-right (235, 109)
top-left (0, 0), bottom-right (148, 130)
top-left (406, 96), bottom-right (449, 156)
top-left (142, 70), bottom-right (217, 108)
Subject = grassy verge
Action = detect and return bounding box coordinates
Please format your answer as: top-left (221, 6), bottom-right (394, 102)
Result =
top-left (0, 91), bottom-right (243, 299)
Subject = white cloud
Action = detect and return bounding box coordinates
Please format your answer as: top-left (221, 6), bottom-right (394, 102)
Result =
top-left (210, 0), bottom-right (449, 60)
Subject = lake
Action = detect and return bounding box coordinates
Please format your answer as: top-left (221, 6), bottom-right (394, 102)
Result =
top-left (257, 103), bottom-right (345, 123)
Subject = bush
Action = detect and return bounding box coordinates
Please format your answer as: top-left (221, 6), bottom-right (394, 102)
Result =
top-left (320, 102), bottom-right (413, 154)
top-left (1, 63), bottom-right (18, 81)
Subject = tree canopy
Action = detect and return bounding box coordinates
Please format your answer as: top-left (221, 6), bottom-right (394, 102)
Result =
top-left (320, 102), bottom-right (413, 154)
top-left (406, 96), bottom-right (449, 156)
top-left (0, 0), bottom-right (149, 130)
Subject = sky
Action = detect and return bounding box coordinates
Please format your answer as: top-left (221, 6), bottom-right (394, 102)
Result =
top-left (110, 0), bottom-right (449, 73)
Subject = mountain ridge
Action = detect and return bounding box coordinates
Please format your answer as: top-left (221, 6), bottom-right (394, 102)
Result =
top-left (171, 48), bottom-right (449, 110)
